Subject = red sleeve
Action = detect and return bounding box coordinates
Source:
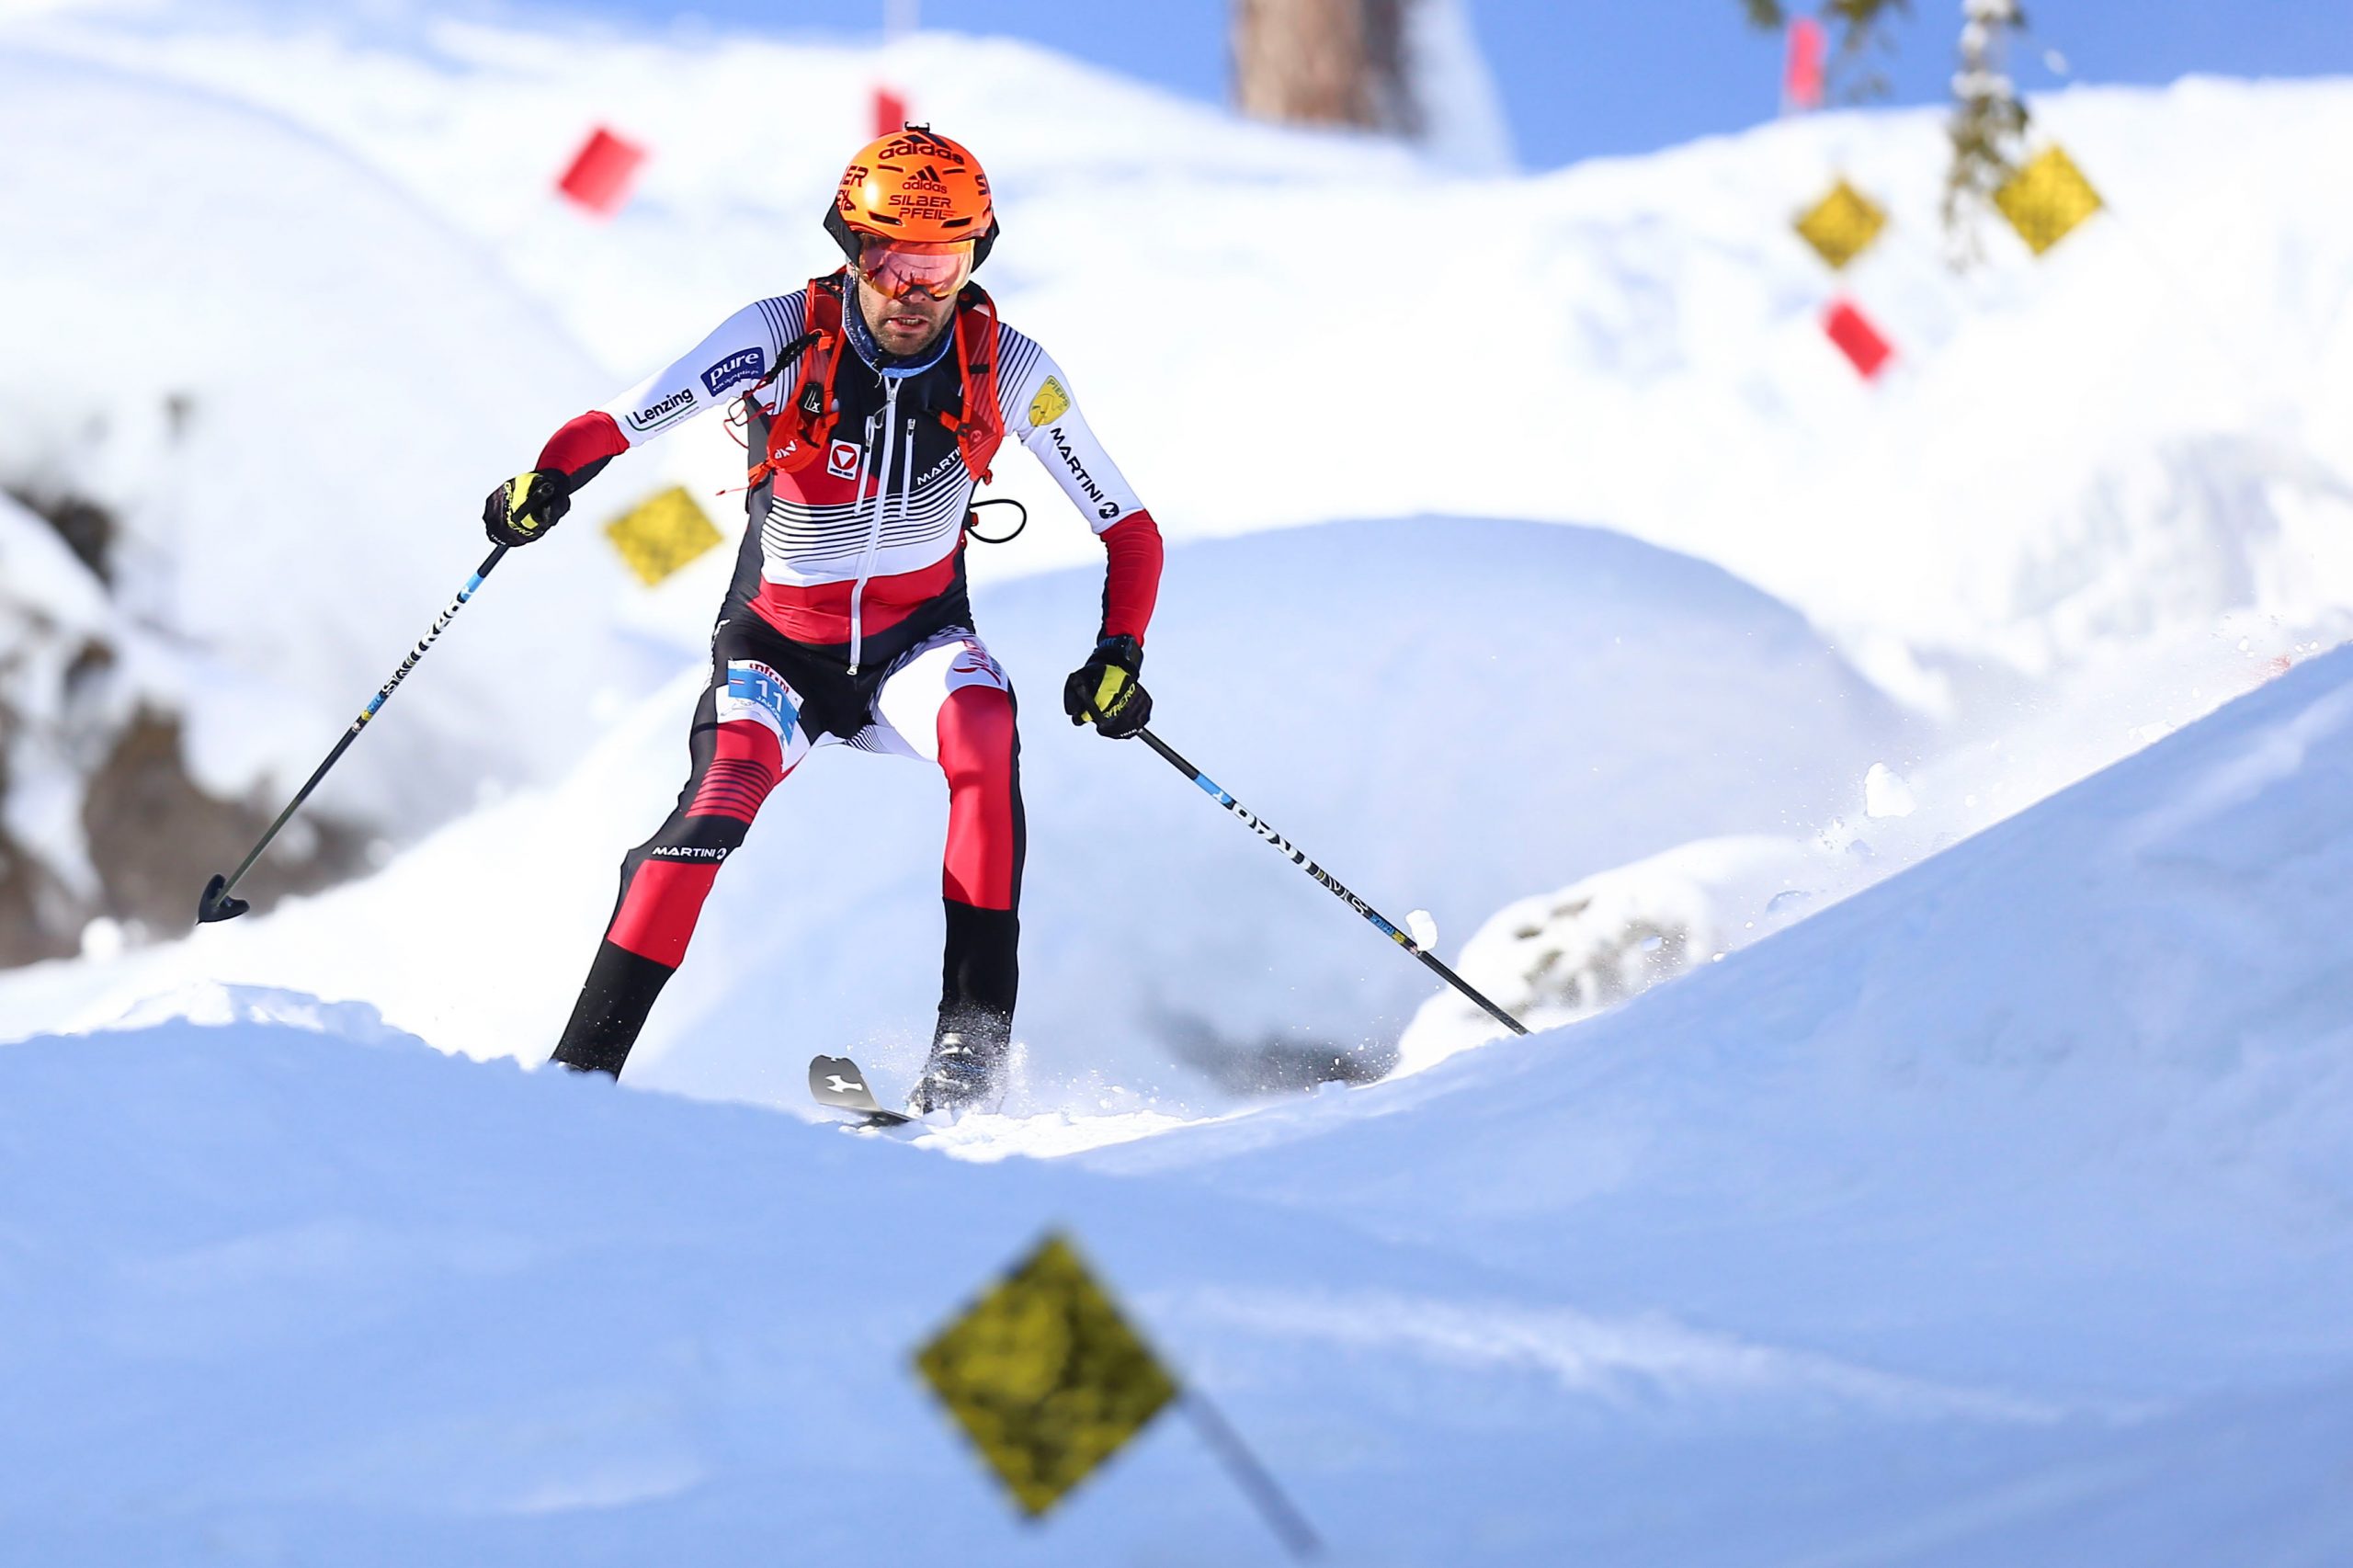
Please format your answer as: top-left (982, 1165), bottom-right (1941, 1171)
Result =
top-left (536, 411), bottom-right (629, 482)
top-left (1098, 511), bottom-right (1164, 645)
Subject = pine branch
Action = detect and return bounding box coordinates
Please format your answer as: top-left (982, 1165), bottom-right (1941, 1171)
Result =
top-left (1943, 0), bottom-right (2031, 266)
top-left (1824, 0), bottom-right (1912, 104)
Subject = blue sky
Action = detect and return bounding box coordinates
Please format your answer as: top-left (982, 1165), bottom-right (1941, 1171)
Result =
top-left (526, 0), bottom-right (2353, 168)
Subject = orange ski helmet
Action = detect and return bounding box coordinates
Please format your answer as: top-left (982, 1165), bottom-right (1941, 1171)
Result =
top-left (825, 125), bottom-right (998, 269)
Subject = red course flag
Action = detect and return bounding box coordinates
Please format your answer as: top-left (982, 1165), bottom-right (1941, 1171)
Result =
top-left (873, 86), bottom-right (909, 139)
top-left (1824, 297), bottom-right (1893, 380)
top-left (556, 127), bottom-right (647, 218)
top-left (1784, 17), bottom-right (1826, 113)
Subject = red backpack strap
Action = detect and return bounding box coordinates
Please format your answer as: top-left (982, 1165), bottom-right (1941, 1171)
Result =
top-left (748, 275), bottom-right (846, 485)
top-left (944, 283), bottom-right (1005, 484)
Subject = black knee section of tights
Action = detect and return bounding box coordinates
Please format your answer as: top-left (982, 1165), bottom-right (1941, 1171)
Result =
top-left (551, 940), bottom-right (678, 1078)
top-left (938, 897), bottom-right (1017, 1046)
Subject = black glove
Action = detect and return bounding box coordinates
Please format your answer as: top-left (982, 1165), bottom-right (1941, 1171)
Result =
top-left (1063, 633), bottom-right (1152, 739)
top-left (483, 468), bottom-right (572, 547)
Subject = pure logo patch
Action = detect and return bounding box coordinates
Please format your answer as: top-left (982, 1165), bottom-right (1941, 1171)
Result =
top-left (700, 347), bottom-right (766, 397)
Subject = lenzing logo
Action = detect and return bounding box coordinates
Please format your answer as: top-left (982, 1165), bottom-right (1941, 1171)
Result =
top-left (627, 387), bottom-right (696, 432)
top-left (701, 347), bottom-right (766, 396)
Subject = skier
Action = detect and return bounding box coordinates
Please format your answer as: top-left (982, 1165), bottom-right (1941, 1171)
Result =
top-left (483, 128), bottom-right (1163, 1113)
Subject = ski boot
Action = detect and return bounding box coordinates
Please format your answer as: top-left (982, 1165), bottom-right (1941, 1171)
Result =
top-left (907, 1010), bottom-right (1010, 1118)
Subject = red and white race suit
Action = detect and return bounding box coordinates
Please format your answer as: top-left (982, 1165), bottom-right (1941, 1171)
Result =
top-left (540, 273), bottom-right (1163, 1080)
top-left (537, 278), bottom-right (1162, 671)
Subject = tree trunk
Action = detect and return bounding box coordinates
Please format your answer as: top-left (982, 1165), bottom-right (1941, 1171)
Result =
top-left (1232, 0), bottom-right (1418, 136)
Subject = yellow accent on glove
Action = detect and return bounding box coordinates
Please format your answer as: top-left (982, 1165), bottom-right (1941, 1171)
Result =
top-left (1091, 665), bottom-right (1131, 718)
top-left (507, 473), bottom-right (547, 533)
top-left (1063, 635), bottom-right (1148, 737)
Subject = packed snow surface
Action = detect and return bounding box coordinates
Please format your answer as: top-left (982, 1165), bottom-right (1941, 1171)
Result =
top-left (3, 10), bottom-right (2344, 948)
top-left (7, 644), bottom-right (2352, 1564)
top-left (0, 515), bottom-right (1906, 1119)
top-left (4, 7), bottom-right (2351, 1559)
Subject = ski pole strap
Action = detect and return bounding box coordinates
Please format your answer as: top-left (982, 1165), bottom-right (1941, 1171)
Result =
top-left (1137, 727), bottom-right (1529, 1037)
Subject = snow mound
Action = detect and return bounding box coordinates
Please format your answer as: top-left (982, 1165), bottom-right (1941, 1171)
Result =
top-left (100, 980), bottom-right (419, 1045)
top-left (1106, 646), bottom-right (2353, 1411)
top-left (4, 648), bottom-right (2351, 1562)
top-left (4, 14), bottom-right (2347, 1004)
top-left (0, 490), bottom-right (111, 918)
top-left (1397, 833), bottom-right (1824, 1071)
top-left (0, 517), bottom-right (1904, 1123)
top-left (0, 44), bottom-right (687, 843)
top-left (17, 15), bottom-right (2353, 694)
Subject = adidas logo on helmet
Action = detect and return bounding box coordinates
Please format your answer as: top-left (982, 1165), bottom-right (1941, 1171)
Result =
top-left (824, 124), bottom-right (998, 268)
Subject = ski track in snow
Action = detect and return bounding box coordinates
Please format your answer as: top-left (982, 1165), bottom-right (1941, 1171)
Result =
top-left (1151, 1286), bottom-right (2094, 1425)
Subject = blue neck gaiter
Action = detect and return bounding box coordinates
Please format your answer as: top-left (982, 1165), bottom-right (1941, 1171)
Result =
top-left (842, 283), bottom-right (956, 381)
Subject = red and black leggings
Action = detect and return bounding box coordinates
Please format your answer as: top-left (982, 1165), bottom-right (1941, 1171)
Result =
top-left (551, 594), bottom-right (1024, 1077)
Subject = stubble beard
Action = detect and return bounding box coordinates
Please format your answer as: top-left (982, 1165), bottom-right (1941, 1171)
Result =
top-left (857, 282), bottom-right (952, 358)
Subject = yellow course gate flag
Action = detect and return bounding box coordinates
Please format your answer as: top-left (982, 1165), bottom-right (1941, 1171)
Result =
top-left (1995, 144), bottom-right (2104, 256)
top-left (1793, 178), bottom-right (1888, 272)
top-left (915, 1232), bottom-right (1178, 1518)
top-left (605, 485), bottom-right (723, 587)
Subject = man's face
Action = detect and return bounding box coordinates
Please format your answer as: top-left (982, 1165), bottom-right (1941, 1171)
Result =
top-left (851, 238), bottom-right (973, 358)
top-left (856, 273), bottom-right (957, 358)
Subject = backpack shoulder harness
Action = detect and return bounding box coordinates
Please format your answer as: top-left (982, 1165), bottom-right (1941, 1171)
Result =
top-left (746, 273), bottom-right (1006, 488)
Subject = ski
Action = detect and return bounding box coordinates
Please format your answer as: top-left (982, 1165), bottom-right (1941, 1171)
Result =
top-left (808, 1054), bottom-right (914, 1127)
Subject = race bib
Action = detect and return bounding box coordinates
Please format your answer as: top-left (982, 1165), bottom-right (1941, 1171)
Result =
top-left (719, 658), bottom-right (801, 742)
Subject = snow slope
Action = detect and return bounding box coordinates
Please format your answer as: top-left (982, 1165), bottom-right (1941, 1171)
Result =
top-left (1101, 650), bottom-right (2353, 1408)
top-left (6, 640), bottom-right (2350, 1564)
top-left (0, 517), bottom-right (1906, 1120)
top-left (5, 22), bottom-right (2350, 1551)
top-left (4, 7), bottom-right (2344, 985)
top-left (17, 9), bottom-right (2352, 693)
top-left (0, 489), bottom-right (112, 900)
top-left (0, 45), bottom-right (690, 814)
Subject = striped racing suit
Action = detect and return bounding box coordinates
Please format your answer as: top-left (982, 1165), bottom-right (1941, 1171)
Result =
top-left (543, 271), bottom-right (1163, 1078)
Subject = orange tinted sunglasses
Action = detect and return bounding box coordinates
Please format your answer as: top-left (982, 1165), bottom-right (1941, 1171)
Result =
top-left (857, 238), bottom-right (973, 301)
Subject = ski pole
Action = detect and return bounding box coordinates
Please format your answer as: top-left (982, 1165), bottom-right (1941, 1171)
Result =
top-left (1136, 727), bottom-right (1528, 1037)
top-left (197, 542), bottom-right (509, 925)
